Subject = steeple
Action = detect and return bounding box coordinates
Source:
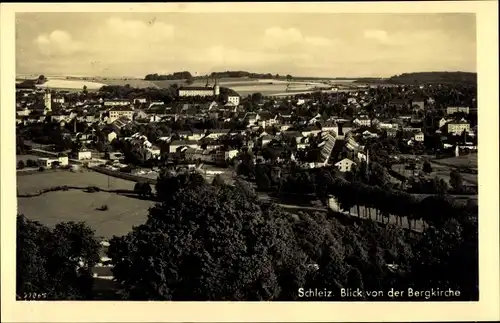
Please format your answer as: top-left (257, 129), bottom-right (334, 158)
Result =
top-left (213, 77), bottom-right (220, 96)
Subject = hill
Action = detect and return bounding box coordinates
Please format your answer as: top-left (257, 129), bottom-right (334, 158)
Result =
top-left (353, 71), bottom-right (477, 85)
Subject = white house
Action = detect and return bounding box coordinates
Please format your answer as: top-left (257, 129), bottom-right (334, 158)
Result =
top-left (108, 106), bottom-right (134, 122)
top-left (353, 116), bottom-right (371, 127)
top-left (37, 155), bottom-right (69, 168)
top-left (225, 94), bottom-right (240, 106)
top-left (76, 150), bottom-right (92, 160)
top-left (446, 106), bottom-right (470, 115)
top-left (104, 100), bottom-right (131, 107)
top-left (334, 158), bottom-right (356, 172)
top-left (413, 131), bottom-right (425, 142)
top-left (107, 131), bottom-right (117, 143)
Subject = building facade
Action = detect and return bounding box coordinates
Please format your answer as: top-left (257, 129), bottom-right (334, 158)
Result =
top-left (109, 106), bottom-right (134, 122)
top-left (446, 106), bottom-right (470, 115)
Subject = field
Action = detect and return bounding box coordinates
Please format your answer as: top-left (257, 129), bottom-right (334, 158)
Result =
top-left (392, 153), bottom-right (478, 186)
top-left (20, 74), bottom-right (358, 95)
top-left (100, 79), bottom-right (160, 89)
top-left (17, 170), bottom-right (155, 238)
top-left (35, 79), bottom-right (106, 90)
top-left (149, 77), bottom-right (355, 96)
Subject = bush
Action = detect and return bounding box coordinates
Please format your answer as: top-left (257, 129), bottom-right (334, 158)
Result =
top-left (86, 186), bottom-right (100, 193)
top-left (38, 167), bottom-right (45, 172)
top-left (17, 160), bottom-right (25, 170)
top-left (96, 204), bottom-right (108, 211)
top-left (26, 159), bottom-right (36, 167)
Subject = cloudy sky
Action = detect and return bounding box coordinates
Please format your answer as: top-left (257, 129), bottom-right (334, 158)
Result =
top-left (16, 12), bottom-right (476, 78)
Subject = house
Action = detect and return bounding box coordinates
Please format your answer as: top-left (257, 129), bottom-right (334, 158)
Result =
top-left (260, 135), bottom-right (274, 147)
top-left (133, 109), bottom-right (149, 121)
top-left (296, 136), bottom-right (309, 149)
top-left (412, 99), bottom-right (425, 112)
top-left (75, 150), bottom-right (92, 160)
top-left (413, 131), bottom-right (425, 142)
top-left (37, 156), bottom-right (69, 168)
top-left (107, 131), bottom-right (117, 143)
top-left (134, 98), bottom-right (148, 104)
top-left (178, 83), bottom-right (219, 97)
top-left (334, 158), bottom-right (356, 172)
top-left (362, 130), bottom-right (378, 139)
top-left (110, 116), bottom-right (133, 129)
top-left (377, 120), bottom-right (393, 129)
top-left (109, 106), bottom-right (134, 122)
top-left (205, 129), bottom-right (229, 140)
top-left (52, 96), bottom-right (65, 104)
top-left (103, 99), bottom-right (131, 107)
top-left (224, 93), bottom-right (240, 106)
top-left (347, 97), bottom-right (357, 105)
top-left (244, 112), bottom-right (259, 126)
top-left (177, 130), bottom-right (204, 141)
top-left (403, 126), bottom-right (422, 132)
top-left (388, 98), bottom-right (410, 109)
top-left (353, 116), bottom-right (371, 127)
top-left (317, 132), bottom-right (336, 166)
top-left (447, 120), bottom-right (471, 134)
top-left (446, 106), bottom-right (470, 115)
top-left (169, 140), bottom-right (199, 153)
top-left (16, 107), bottom-right (32, 117)
top-left (212, 148), bottom-right (239, 166)
top-left (257, 111), bottom-right (278, 127)
top-left (438, 117), bottom-right (454, 129)
top-left (386, 128), bottom-right (398, 138)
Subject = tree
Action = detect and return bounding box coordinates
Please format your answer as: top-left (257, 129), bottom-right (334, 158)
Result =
top-left (255, 172), bottom-right (271, 191)
top-left (17, 160), bottom-right (25, 170)
top-left (134, 181), bottom-right (152, 198)
top-left (251, 92), bottom-right (263, 104)
top-left (211, 174), bottom-right (225, 186)
top-left (449, 170), bottom-right (464, 193)
top-left (82, 85), bottom-right (88, 95)
top-left (36, 75), bottom-right (46, 84)
top-left (107, 181), bottom-right (308, 300)
top-left (286, 75), bottom-right (293, 82)
top-left (422, 161), bottom-right (433, 174)
top-left (17, 215), bottom-right (100, 300)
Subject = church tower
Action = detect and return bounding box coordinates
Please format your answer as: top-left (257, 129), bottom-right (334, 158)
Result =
top-left (213, 78), bottom-right (220, 96)
top-left (44, 90), bottom-right (52, 113)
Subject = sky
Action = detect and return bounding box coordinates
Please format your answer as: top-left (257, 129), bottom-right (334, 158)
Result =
top-left (15, 12), bottom-right (477, 78)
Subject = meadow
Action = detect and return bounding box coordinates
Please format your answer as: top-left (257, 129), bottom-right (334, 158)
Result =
top-left (392, 153), bottom-right (478, 186)
top-left (17, 170), bottom-right (155, 238)
top-left (36, 79), bottom-right (106, 90)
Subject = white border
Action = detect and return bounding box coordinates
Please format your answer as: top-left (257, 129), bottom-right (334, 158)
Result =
top-left (1, 2), bottom-right (499, 322)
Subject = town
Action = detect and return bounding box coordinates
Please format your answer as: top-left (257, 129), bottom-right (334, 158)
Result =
top-left (16, 71), bottom-right (479, 300)
top-left (16, 73), bottom-right (478, 198)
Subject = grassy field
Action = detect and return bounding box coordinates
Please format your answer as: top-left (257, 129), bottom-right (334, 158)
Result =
top-left (392, 153), bottom-right (478, 186)
top-left (17, 171), bottom-right (155, 238)
top-left (433, 153), bottom-right (478, 169)
top-left (100, 79), bottom-right (160, 89)
top-left (429, 153), bottom-right (478, 185)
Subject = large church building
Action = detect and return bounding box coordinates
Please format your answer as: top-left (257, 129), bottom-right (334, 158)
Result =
top-left (178, 78), bottom-right (220, 97)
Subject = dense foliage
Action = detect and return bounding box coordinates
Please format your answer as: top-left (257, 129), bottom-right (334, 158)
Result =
top-left (354, 72), bottom-right (477, 85)
top-left (105, 172), bottom-right (478, 301)
top-left (16, 215), bottom-right (101, 300)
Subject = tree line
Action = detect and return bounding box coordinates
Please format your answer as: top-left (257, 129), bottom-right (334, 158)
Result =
top-left (144, 71), bottom-right (193, 81)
